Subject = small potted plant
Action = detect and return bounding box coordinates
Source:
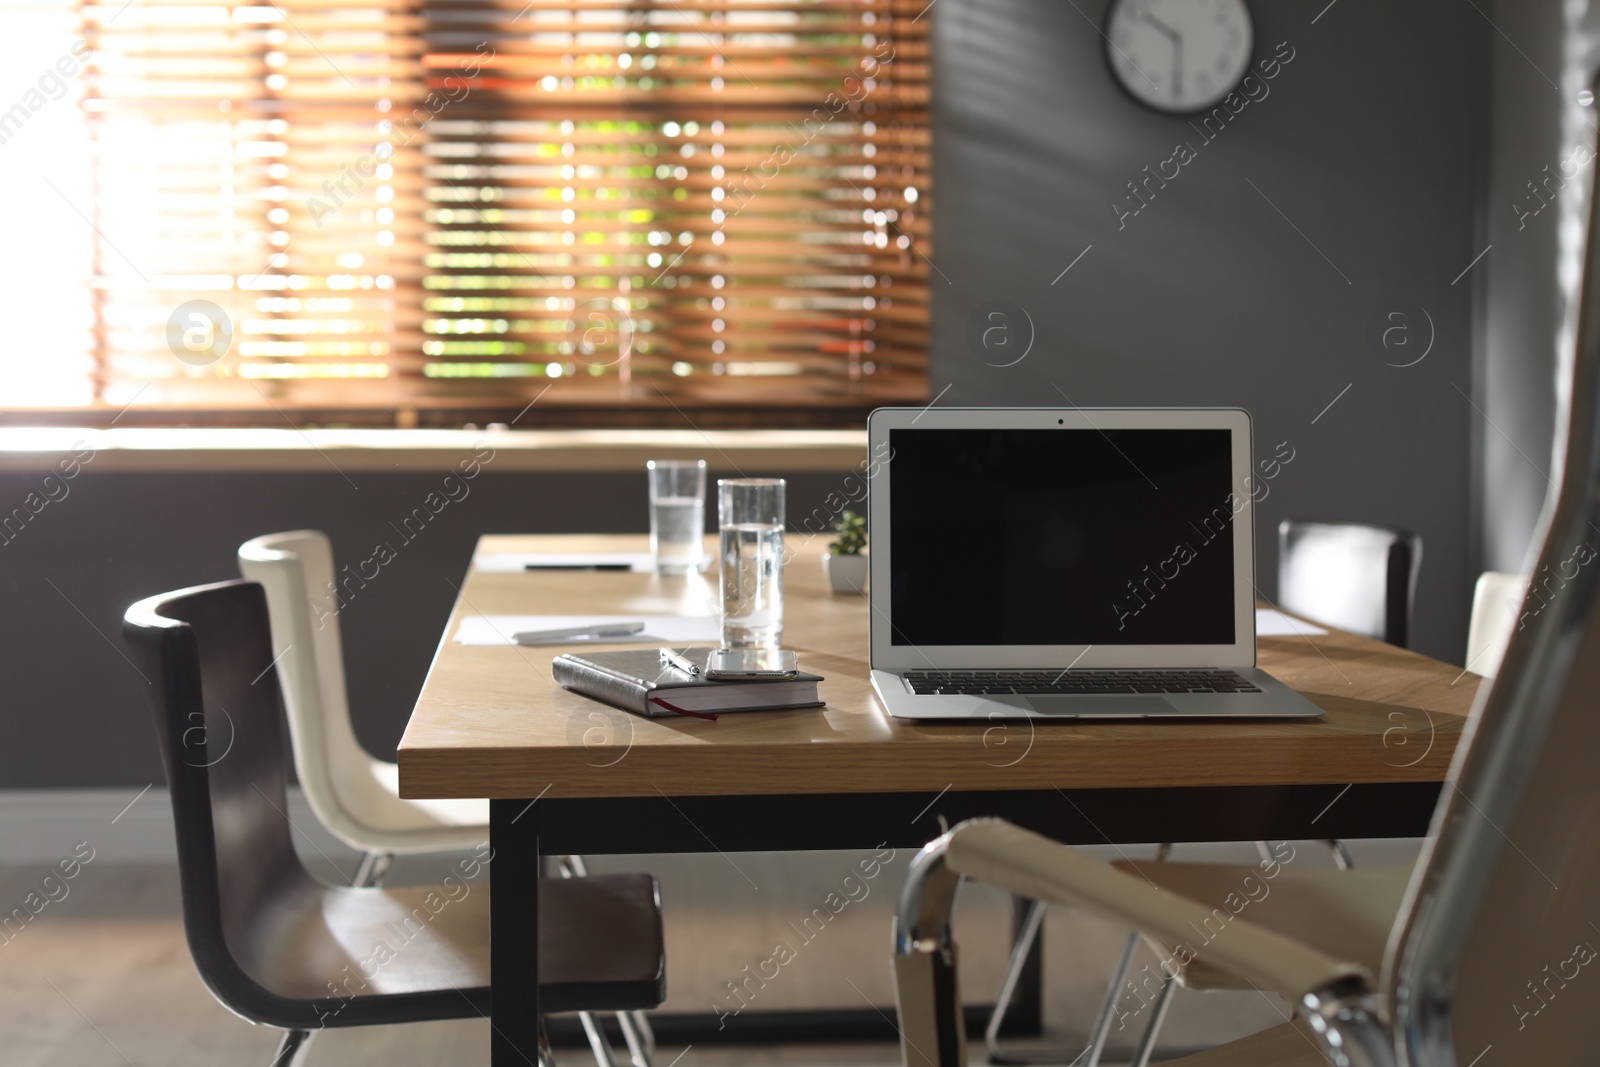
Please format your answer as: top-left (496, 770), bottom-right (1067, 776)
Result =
top-left (822, 510), bottom-right (869, 594)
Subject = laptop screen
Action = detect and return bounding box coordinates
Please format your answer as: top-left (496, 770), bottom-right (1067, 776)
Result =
top-left (888, 428), bottom-right (1237, 646)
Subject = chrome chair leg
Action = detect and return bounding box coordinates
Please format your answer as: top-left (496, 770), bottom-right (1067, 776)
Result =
top-left (1079, 931), bottom-right (1139, 1067)
top-left (1256, 839), bottom-right (1353, 871)
top-left (1074, 844), bottom-right (1173, 1067)
top-left (985, 843), bottom-right (1169, 1066)
top-left (1128, 974), bottom-right (1177, 1067)
top-left (270, 1029), bottom-right (310, 1067)
top-left (984, 899), bottom-right (1052, 1063)
top-left (580, 1012), bottom-right (620, 1067)
top-left (540, 1018), bottom-right (558, 1067)
top-left (617, 1010), bottom-right (655, 1067)
top-left (984, 904), bottom-right (1138, 1066)
top-left (629, 1011), bottom-right (655, 1055)
top-left (352, 850), bottom-right (393, 888)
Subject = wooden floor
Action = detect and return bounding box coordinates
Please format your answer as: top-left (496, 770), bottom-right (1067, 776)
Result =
top-left (0, 840), bottom-right (1419, 1066)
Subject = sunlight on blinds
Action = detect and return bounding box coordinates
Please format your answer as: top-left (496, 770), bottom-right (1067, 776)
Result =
top-left (64, 0), bottom-right (930, 419)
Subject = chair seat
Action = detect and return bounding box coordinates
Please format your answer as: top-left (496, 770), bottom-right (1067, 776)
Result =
top-left (1108, 860), bottom-right (1412, 991)
top-left (1160, 1018), bottom-right (1331, 1066)
top-left (238, 872), bottom-right (664, 1025)
top-left (540, 872), bottom-right (667, 1012)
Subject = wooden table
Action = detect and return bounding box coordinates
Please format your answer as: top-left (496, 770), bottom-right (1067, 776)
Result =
top-left (399, 534), bottom-right (1479, 1064)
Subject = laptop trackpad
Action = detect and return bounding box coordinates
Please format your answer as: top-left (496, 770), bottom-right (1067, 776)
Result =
top-left (1022, 695), bottom-right (1178, 717)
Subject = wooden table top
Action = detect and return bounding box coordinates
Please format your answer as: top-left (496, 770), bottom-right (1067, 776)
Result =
top-left (398, 534), bottom-right (1481, 799)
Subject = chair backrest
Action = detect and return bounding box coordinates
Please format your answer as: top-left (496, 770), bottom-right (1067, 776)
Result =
top-left (1277, 519), bottom-right (1422, 646)
top-left (122, 579), bottom-right (322, 1027)
top-left (1385, 110), bottom-right (1600, 1065)
top-left (1464, 571), bottom-right (1529, 679)
top-left (237, 530), bottom-right (384, 848)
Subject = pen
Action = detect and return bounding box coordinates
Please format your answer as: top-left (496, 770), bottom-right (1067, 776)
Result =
top-left (659, 647), bottom-right (700, 677)
top-left (512, 622), bottom-right (646, 645)
top-left (523, 563), bottom-right (632, 571)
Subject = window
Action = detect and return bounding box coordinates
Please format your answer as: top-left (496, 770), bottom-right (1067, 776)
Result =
top-left (12, 0), bottom-right (930, 425)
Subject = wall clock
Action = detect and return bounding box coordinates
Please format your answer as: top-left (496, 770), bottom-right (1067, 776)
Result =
top-left (1105, 0), bottom-right (1254, 115)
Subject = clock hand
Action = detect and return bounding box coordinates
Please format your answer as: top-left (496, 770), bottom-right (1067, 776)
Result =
top-left (1139, 10), bottom-right (1181, 40)
top-left (1138, 10), bottom-right (1183, 94)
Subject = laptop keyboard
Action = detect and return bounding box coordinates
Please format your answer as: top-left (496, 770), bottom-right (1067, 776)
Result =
top-left (903, 669), bottom-right (1262, 696)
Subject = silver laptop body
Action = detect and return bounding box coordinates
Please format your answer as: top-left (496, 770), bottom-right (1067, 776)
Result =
top-left (866, 407), bottom-right (1324, 721)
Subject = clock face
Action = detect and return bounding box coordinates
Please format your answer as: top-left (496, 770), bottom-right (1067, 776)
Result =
top-left (1105, 0), bottom-right (1254, 114)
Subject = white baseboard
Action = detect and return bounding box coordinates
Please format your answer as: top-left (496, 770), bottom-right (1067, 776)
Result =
top-left (0, 787), bottom-right (360, 866)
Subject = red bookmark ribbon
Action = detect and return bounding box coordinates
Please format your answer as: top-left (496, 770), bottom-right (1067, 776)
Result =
top-left (647, 697), bottom-right (719, 721)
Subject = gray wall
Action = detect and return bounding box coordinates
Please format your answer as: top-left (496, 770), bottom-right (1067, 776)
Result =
top-left (1476, 0), bottom-right (1566, 577)
top-left (930, 0), bottom-right (1485, 662)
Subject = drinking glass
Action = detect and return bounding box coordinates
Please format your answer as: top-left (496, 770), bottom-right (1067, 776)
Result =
top-left (718, 478), bottom-right (786, 648)
top-left (647, 459), bottom-right (707, 574)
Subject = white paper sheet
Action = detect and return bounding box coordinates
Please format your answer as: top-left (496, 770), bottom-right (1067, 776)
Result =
top-left (474, 552), bottom-right (655, 573)
top-left (455, 614), bottom-right (721, 646)
top-left (1255, 608), bottom-right (1329, 637)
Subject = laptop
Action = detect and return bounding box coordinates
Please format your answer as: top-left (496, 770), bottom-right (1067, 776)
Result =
top-left (866, 407), bottom-right (1323, 721)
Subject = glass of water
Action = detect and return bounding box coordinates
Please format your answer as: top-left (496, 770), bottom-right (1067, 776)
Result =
top-left (647, 459), bottom-right (707, 574)
top-left (718, 478), bottom-right (786, 648)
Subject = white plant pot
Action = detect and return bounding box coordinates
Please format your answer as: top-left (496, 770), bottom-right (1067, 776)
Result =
top-left (822, 552), bottom-right (869, 595)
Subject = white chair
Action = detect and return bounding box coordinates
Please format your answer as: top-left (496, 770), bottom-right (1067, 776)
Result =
top-left (240, 530), bottom-right (658, 1067)
top-left (1464, 570), bottom-right (1528, 679)
top-left (238, 530), bottom-right (489, 871)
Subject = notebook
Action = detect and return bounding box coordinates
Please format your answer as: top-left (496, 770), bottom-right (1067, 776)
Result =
top-left (552, 647), bottom-right (825, 718)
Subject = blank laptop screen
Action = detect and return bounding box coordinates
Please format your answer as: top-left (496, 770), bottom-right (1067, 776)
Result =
top-left (887, 428), bottom-right (1236, 646)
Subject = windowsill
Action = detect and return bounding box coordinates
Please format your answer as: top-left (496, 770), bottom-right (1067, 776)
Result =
top-left (0, 427), bottom-right (869, 473)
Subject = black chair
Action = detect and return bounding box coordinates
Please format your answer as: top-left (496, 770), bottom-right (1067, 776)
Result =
top-left (1277, 519), bottom-right (1422, 647)
top-left (124, 579), bottom-right (666, 1066)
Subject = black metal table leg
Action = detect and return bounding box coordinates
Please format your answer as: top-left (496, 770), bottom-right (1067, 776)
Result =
top-left (492, 799), bottom-right (544, 1066)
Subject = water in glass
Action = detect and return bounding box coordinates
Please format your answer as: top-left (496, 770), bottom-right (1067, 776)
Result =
top-left (648, 458), bottom-right (707, 574)
top-left (720, 522), bottom-right (784, 647)
top-left (651, 496), bottom-right (705, 574)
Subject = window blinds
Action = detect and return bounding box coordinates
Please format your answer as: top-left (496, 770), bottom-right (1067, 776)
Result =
top-left (75, 0), bottom-right (931, 420)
